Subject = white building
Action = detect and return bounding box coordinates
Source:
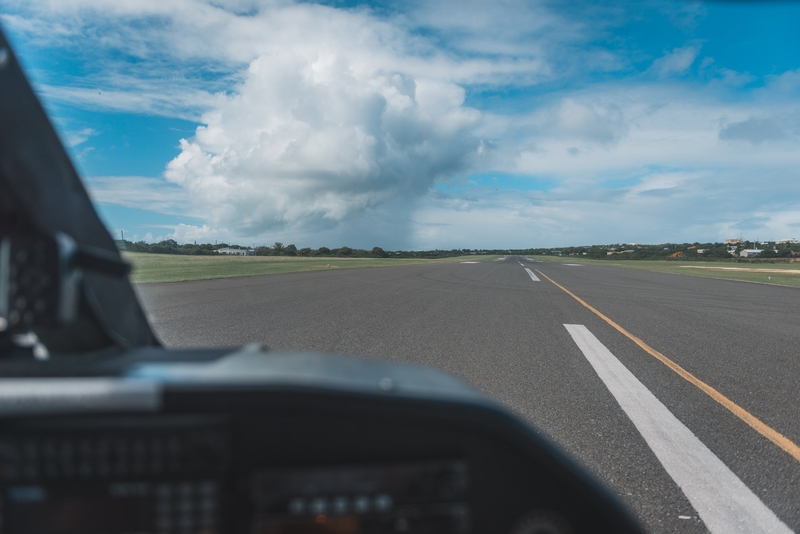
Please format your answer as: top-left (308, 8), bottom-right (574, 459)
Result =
top-left (216, 248), bottom-right (255, 256)
top-left (739, 249), bottom-right (763, 258)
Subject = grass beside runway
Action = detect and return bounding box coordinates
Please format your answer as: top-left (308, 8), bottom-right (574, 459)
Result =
top-left (529, 256), bottom-right (800, 288)
top-left (124, 253), bottom-right (503, 284)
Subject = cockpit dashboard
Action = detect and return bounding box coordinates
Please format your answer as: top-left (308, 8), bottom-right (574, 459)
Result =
top-left (0, 349), bottom-right (642, 534)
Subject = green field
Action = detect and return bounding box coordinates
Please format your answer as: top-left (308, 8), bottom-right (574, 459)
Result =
top-left (124, 253), bottom-right (502, 284)
top-left (123, 252), bottom-right (800, 287)
top-left (530, 256), bottom-right (800, 288)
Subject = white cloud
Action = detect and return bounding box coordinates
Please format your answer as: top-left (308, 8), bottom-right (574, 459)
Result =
top-left (4, 1), bottom-right (563, 94)
top-left (716, 68), bottom-right (755, 87)
top-left (551, 98), bottom-right (628, 145)
top-left (131, 232), bottom-right (168, 243)
top-left (161, 8), bottom-right (491, 237)
top-left (454, 79), bottom-right (800, 247)
top-left (649, 45), bottom-right (700, 78)
top-left (767, 68), bottom-right (800, 93)
top-left (514, 83), bottom-right (800, 179)
top-left (63, 127), bottom-right (96, 147)
top-left (410, 165), bottom-right (800, 248)
top-left (719, 116), bottom-right (800, 144)
top-left (167, 224), bottom-right (217, 243)
top-left (38, 82), bottom-right (222, 122)
top-left (84, 176), bottom-right (194, 215)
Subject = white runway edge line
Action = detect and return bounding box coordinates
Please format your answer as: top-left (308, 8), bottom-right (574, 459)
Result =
top-left (564, 324), bottom-right (791, 534)
top-left (524, 268), bottom-right (540, 282)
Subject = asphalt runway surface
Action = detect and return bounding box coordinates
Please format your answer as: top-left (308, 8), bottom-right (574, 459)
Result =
top-left (136, 256), bottom-right (800, 533)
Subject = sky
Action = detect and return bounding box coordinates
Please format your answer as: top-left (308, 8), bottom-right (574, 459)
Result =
top-left (1, 0), bottom-right (799, 249)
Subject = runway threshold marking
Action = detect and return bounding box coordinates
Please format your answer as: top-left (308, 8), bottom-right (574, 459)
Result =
top-left (564, 325), bottom-right (791, 534)
top-left (536, 269), bottom-right (800, 463)
top-left (524, 268), bottom-right (540, 282)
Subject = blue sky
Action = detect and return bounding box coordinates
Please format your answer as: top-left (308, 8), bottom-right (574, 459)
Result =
top-left (1, 0), bottom-right (798, 248)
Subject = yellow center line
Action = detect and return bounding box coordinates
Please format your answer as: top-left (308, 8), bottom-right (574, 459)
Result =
top-left (535, 269), bottom-right (800, 463)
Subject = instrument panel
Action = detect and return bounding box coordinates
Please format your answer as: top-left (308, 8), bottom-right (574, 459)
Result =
top-left (0, 416), bottom-right (226, 534)
top-left (0, 351), bottom-right (643, 534)
top-left (0, 414), bottom-right (475, 534)
top-left (0, 413), bottom-right (482, 534)
top-left (252, 460), bottom-right (469, 533)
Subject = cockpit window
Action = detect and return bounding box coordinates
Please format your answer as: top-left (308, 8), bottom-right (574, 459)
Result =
top-left (1, 2), bottom-right (798, 533)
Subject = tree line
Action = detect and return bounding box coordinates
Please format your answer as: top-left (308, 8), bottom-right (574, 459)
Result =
top-left (529, 241), bottom-right (800, 261)
top-left (116, 239), bottom-right (486, 259)
top-left (116, 239), bottom-right (800, 261)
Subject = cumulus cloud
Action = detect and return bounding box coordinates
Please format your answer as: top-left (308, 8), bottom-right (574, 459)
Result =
top-left (164, 37), bottom-right (486, 235)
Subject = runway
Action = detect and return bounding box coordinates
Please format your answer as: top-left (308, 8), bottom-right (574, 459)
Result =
top-left (136, 256), bottom-right (800, 532)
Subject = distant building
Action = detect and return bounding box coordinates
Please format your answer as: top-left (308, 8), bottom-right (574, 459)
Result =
top-left (216, 247), bottom-right (255, 256)
top-left (777, 238), bottom-right (798, 244)
top-left (725, 238), bottom-right (743, 245)
top-left (739, 249), bottom-right (763, 258)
